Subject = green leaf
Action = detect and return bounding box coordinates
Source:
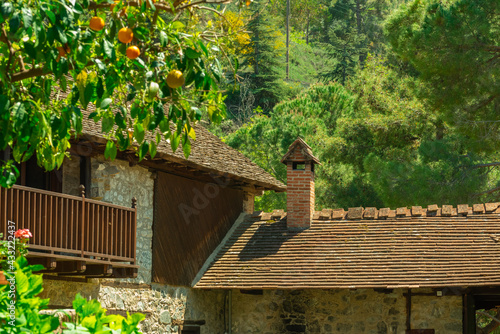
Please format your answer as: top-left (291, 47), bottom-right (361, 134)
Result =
top-left (171, 21), bottom-right (185, 30)
top-left (21, 8), bottom-right (33, 28)
top-left (83, 83), bottom-right (94, 108)
top-left (56, 25), bottom-right (67, 44)
top-left (185, 48), bottom-right (201, 59)
top-left (39, 316), bottom-right (60, 333)
top-left (22, 42), bottom-right (35, 61)
top-left (170, 132), bottom-right (180, 152)
top-left (159, 31), bottom-right (168, 47)
top-left (102, 113), bottom-right (114, 133)
top-left (182, 136), bottom-right (191, 158)
top-left (149, 140), bottom-right (157, 159)
top-left (134, 123), bottom-right (145, 143)
top-left (96, 78), bottom-right (104, 99)
top-left (1, 2), bottom-right (13, 19)
top-left (133, 26), bottom-right (149, 41)
top-left (94, 59), bottom-right (107, 72)
top-left (0, 94), bottom-right (10, 113)
top-left (198, 40), bottom-right (208, 57)
top-left (104, 140), bottom-right (117, 160)
top-left (9, 13), bottom-right (20, 34)
top-left (103, 39), bottom-right (115, 60)
top-left (138, 142), bottom-right (148, 161)
top-left (100, 98), bottom-right (112, 109)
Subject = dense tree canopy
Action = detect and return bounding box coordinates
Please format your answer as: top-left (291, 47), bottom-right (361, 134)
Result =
top-left (0, 0), bottom-right (246, 187)
top-left (385, 0), bottom-right (500, 152)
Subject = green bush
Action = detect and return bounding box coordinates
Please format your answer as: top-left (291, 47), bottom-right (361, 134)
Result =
top-left (0, 256), bottom-right (144, 333)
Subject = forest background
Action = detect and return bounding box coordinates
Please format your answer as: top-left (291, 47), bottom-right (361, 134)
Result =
top-left (210, 0), bottom-right (500, 211)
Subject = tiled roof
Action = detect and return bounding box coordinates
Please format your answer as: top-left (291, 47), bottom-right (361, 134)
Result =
top-left (78, 108), bottom-right (285, 192)
top-left (281, 137), bottom-right (320, 164)
top-left (194, 204), bottom-right (500, 289)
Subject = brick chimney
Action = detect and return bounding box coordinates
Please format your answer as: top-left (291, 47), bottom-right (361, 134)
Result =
top-left (281, 138), bottom-right (320, 229)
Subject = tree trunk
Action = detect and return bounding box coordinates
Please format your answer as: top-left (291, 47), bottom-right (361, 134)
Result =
top-left (286, 0), bottom-right (290, 80)
top-left (254, 19), bottom-right (259, 75)
top-left (355, 0), bottom-right (366, 64)
top-left (306, 12), bottom-right (310, 45)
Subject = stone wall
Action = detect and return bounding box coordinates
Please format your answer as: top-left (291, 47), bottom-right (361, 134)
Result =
top-left (41, 280), bottom-right (226, 333)
top-left (62, 154), bottom-right (81, 197)
top-left (230, 288), bottom-right (463, 334)
top-left (243, 192), bottom-right (255, 214)
top-left (411, 290), bottom-right (463, 333)
top-left (90, 155), bottom-right (154, 284)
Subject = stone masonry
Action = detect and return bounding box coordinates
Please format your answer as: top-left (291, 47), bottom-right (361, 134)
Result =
top-left (42, 155), bottom-right (227, 333)
top-left (231, 288), bottom-right (462, 334)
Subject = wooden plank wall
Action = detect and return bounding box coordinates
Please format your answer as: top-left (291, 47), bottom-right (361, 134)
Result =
top-left (152, 171), bottom-right (243, 286)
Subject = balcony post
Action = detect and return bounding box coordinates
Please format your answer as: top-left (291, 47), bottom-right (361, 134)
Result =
top-left (80, 185), bottom-right (85, 258)
top-left (132, 197), bottom-right (137, 265)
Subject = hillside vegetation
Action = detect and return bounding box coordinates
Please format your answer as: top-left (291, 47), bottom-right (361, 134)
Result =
top-left (209, 0), bottom-right (500, 212)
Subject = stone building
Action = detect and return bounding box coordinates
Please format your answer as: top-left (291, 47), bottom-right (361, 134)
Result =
top-left (2, 126), bottom-right (500, 333)
top-left (194, 138), bottom-right (500, 334)
top-left (0, 117), bottom-right (285, 333)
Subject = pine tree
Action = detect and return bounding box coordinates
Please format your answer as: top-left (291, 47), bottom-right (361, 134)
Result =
top-left (241, 3), bottom-right (285, 111)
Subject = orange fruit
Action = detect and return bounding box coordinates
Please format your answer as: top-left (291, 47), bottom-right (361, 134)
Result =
top-left (89, 17), bottom-right (105, 31)
top-left (126, 45), bottom-right (140, 59)
top-left (118, 27), bottom-right (133, 43)
top-left (166, 70), bottom-right (185, 89)
top-left (246, 0), bottom-right (251, 5)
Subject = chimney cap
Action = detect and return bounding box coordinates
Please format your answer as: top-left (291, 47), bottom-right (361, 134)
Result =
top-left (281, 137), bottom-right (321, 165)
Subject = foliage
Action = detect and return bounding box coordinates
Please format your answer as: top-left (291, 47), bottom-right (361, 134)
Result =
top-left (239, 2), bottom-right (288, 112)
top-left (0, 229), bottom-right (31, 272)
top-left (0, 256), bottom-right (145, 333)
top-left (225, 83), bottom-right (355, 210)
top-left (385, 0), bottom-right (500, 152)
top-left (0, 0), bottom-right (248, 187)
top-left (62, 293), bottom-right (145, 333)
top-left (320, 0), bottom-right (394, 84)
top-left (0, 256), bottom-right (60, 333)
top-left (226, 55), bottom-right (497, 209)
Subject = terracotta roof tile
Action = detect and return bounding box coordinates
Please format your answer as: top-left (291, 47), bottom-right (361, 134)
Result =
top-left (79, 109), bottom-right (285, 191)
top-left (195, 203), bottom-right (500, 289)
top-left (411, 206), bottom-right (422, 216)
top-left (280, 137), bottom-right (320, 165)
top-left (473, 204), bottom-right (485, 214)
top-left (363, 207), bottom-right (377, 220)
top-left (457, 204), bottom-right (469, 215)
top-left (347, 207), bottom-right (363, 220)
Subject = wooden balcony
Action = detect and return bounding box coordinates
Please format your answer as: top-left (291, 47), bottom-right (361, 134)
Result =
top-left (0, 185), bottom-right (138, 278)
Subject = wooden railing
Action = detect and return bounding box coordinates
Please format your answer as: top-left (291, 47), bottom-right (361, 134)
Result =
top-left (0, 185), bottom-right (137, 276)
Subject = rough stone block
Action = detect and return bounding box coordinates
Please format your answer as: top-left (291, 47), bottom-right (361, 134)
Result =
top-left (485, 202), bottom-right (499, 212)
top-left (347, 207), bottom-right (363, 220)
top-left (396, 207), bottom-right (408, 216)
top-left (378, 208), bottom-right (390, 218)
top-left (364, 207), bottom-right (377, 219)
top-left (457, 204), bottom-right (469, 215)
top-left (442, 205), bottom-right (453, 216)
top-left (473, 204), bottom-right (485, 214)
top-left (411, 206), bottom-right (423, 216)
top-left (331, 209), bottom-right (345, 220)
top-left (427, 204), bottom-right (439, 212)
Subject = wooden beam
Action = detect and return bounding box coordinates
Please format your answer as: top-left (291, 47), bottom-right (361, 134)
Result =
top-left (29, 257), bottom-right (57, 270)
top-left (84, 264), bottom-right (113, 276)
top-left (45, 261), bottom-right (86, 274)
